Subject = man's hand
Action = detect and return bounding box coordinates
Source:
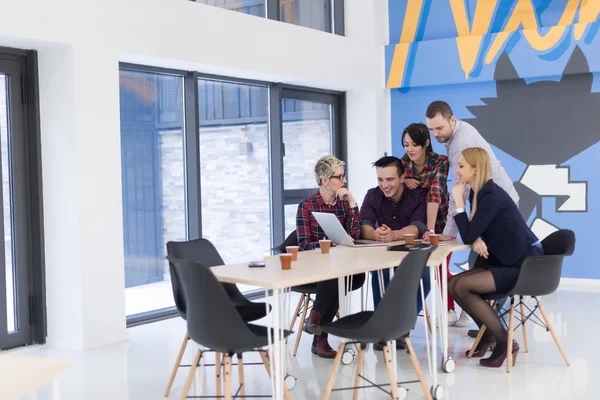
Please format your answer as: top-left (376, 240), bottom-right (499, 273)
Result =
top-left (375, 224), bottom-right (394, 243)
top-left (336, 188), bottom-right (356, 207)
top-left (451, 183), bottom-right (466, 205)
top-left (439, 234), bottom-right (453, 241)
top-left (473, 237), bottom-right (489, 259)
top-left (404, 178), bottom-right (420, 190)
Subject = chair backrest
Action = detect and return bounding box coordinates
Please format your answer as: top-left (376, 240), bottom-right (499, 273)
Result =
top-left (168, 257), bottom-right (258, 353)
top-left (511, 229), bottom-right (576, 296)
top-left (273, 231), bottom-right (298, 254)
top-left (365, 248), bottom-right (433, 341)
top-left (166, 238), bottom-right (247, 319)
top-left (541, 229), bottom-right (576, 256)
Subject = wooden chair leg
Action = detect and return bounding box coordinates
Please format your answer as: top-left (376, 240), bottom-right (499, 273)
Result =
top-left (423, 301), bottom-right (432, 334)
top-left (507, 298), bottom-right (515, 373)
top-left (520, 296), bottom-right (529, 353)
top-left (293, 295), bottom-right (310, 356)
top-left (237, 354), bottom-right (245, 398)
top-left (287, 295), bottom-right (305, 344)
top-left (259, 350), bottom-right (292, 400)
top-left (467, 301), bottom-right (496, 358)
top-left (164, 331), bottom-right (189, 397)
top-left (352, 346), bottom-right (365, 400)
top-left (467, 326), bottom-right (487, 358)
top-left (180, 349), bottom-right (202, 400)
top-left (382, 344), bottom-right (401, 400)
top-left (538, 302), bottom-right (570, 366)
top-left (216, 352), bottom-right (222, 398)
top-left (321, 344), bottom-right (346, 400)
top-left (405, 338), bottom-right (433, 400)
top-left (224, 355), bottom-right (232, 400)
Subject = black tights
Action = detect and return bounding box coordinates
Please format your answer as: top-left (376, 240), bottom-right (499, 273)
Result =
top-left (448, 268), bottom-right (508, 355)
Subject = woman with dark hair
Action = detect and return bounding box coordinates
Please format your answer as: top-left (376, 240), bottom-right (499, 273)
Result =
top-left (401, 123), bottom-right (463, 326)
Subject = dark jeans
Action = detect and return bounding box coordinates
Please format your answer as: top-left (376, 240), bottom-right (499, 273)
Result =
top-left (371, 267), bottom-right (431, 314)
top-left (312, 273), bottom-right (366, 339)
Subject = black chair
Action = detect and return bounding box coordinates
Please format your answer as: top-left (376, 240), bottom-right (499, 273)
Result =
top-left (164, 238), bottom-right (271, 397)
top-left (319, 248), bottom-right (435, 400)
top-left (468, 229), bottom-right (575, 373)
top-left (169, 257), bottom-right (292, 400)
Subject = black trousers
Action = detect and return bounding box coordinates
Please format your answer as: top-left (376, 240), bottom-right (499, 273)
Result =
top-left (312, 273), bottom-right (366, 340)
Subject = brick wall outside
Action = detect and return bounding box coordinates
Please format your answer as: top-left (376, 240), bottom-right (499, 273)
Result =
top-left (157, 118), bottom-right (331, 278)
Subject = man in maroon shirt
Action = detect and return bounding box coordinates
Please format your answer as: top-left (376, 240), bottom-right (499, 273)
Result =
top-left (296, 155), bottom-right (366, 358)
top-left (360, 156), bottom-right (431, 349)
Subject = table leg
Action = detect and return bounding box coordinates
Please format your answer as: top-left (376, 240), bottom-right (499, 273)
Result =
top-left (429, 264), bottom-right (438, 387)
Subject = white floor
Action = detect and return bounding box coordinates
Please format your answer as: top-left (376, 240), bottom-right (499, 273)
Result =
top-left (7, 287), bottom-right (598, 400)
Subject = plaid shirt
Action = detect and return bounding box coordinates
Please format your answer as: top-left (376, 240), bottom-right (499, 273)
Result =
top-left (296, 191), bottom-right (361, 251)
top-left (359, 185), bottom-right (428, 234)
top-left (402, 152), bottom-right (450, 234)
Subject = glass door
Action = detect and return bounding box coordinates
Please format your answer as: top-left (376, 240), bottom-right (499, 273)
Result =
top-left (279, 89), bottom-right (340, 239)
top-left (0, 56), bottom-right (33, 350)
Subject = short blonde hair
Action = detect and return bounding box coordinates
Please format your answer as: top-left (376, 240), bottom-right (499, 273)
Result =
top-left (314, 155), bottom-right (345, 186)
top-left (461, 147), bottom-right (492, 220)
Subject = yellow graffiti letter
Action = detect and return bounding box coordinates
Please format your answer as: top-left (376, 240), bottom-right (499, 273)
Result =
top-left (387, 0), bottom-right (424, 88)
top-left (486, 0), bottom-right (579, 64)
top-left (575, 0), bottom-right (600, 40)
top-left (450, 0), bottom-right (498, 78)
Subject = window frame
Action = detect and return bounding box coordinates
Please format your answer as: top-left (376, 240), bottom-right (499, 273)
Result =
top-left (192, 0), bottom-right (345, 35)
top-left (120, 63), bottom-right (346, 326)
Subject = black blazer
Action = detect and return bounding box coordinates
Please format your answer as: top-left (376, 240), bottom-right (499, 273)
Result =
top-left (454, 180), bottom-right (538, 266)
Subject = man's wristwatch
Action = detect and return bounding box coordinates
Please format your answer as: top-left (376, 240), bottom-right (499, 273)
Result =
top-left (428, 229), bottom-right (435, 234)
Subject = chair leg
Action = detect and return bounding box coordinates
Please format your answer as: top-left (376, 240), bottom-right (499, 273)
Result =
top-left (537, 302), bottom-right (570, 366)
top-left (467, 301), bottom-right (496, 358)
top-left (293, 295), bottom-right (310, 356)
top-left (520, 296), bottom-right (529, 353)
top-left (287, 294), bottom-right (305, 344)
top-left (258, 350), bottom-right (293, 400)
top-left (216, 352), bottom-right (222, 398)
top-left (180, 349), bottom-right (202, 400)
top-left (321, 344), bottom-right (346, 400)
top-left (224, 355), bottom-right (232, 400)
top-left (237, 354), bottom-right (245, 398)
top-left (507, 297), bottom-right (515, 373)
top-left (164, 331), bottom-right (189, 397)
top-left (423, 301), bottom-right (432, 334)
top-left (405, 338), bottom-right (433, 400)
top-left (382, 344), bottom-right (401, 400)
top-left (352, 345), bottom-right (365, 400)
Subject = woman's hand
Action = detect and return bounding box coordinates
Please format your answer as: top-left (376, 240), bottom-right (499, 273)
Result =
top-left (404, 178), bottom-right (420, 190)
top-left (336, 188), bottom-right (356, 207)
top-left (473, 237), bottom-right (489, 259)
top-left (452, 183), bottom-right (466, 205)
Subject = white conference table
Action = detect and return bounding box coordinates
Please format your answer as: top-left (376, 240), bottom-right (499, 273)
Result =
top-left (211, 240), bottom-right (469, 399)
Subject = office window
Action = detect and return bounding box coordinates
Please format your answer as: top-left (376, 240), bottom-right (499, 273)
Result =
top-left (280, 0), bottom-right (331, 32)
top-left (192, 0), bottom-right (343, 34)
top-left (198, 79), bottom-right (270, 269)
top-left (119, 70), bottom-right (186, 317)
top-left (194, 0), bottom-right (266, 17)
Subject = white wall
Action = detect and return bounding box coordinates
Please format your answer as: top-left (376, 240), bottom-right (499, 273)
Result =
top-left (0, 0), bottom-right (389, 350)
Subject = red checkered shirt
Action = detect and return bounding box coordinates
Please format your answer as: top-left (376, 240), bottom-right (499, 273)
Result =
top-left (402, 151), bottom-right (450, 234)
top-left (296, 190), bottom-right (360, 251)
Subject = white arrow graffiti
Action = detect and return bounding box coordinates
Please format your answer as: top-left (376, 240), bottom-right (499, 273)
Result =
top-left (520, 165), bottom-right (587, 212)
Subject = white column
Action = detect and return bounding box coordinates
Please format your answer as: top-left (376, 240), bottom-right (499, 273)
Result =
top-left (39, 33), bottom-right (126, 349)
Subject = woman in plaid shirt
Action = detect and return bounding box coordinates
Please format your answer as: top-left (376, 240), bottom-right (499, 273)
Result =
top-left (401, 123), bottom-right (462, 326)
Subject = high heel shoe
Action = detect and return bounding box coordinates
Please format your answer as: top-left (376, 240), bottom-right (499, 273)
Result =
top-left (466, 335), bottom-right (496, 358)
top-left (479, 340), bottom-right (519, 368)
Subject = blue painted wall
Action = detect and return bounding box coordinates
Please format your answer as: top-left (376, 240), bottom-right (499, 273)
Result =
top-left (386, 0), bottom-right (600, 278)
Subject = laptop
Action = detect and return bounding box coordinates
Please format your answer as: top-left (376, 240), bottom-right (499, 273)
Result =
top-left (312, 212), bottom-right (389, 248)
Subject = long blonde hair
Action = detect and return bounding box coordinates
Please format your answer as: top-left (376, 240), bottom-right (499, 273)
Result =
top-left (461, 147), bottom-right (492, 220)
